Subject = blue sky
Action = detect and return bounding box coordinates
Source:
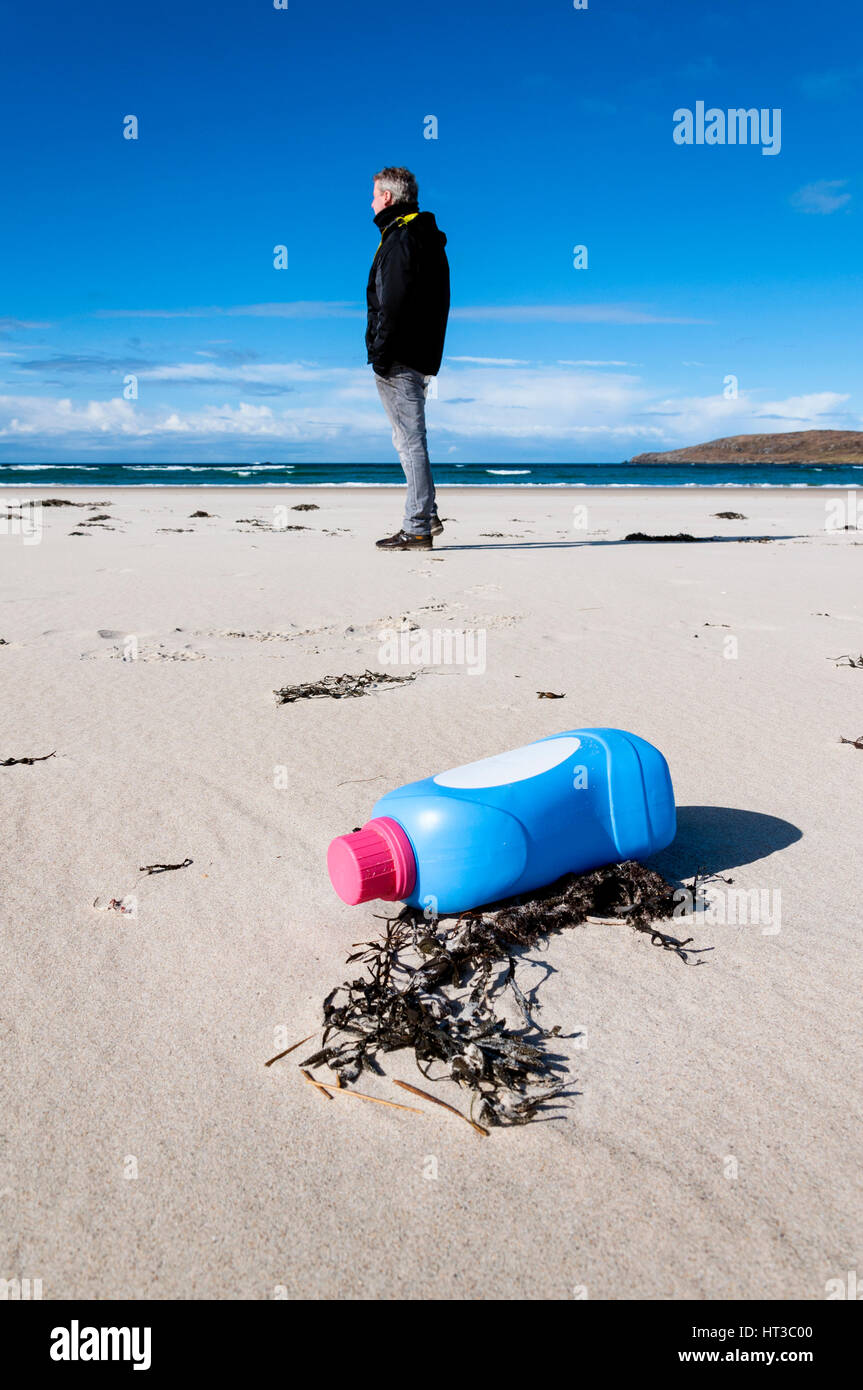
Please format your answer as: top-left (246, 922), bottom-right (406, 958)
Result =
top-left (0, 0), bottom-right (860, 462)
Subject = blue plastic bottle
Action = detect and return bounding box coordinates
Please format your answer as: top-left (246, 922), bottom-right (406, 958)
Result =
top-left (327, 728), bottom-right (676, 915)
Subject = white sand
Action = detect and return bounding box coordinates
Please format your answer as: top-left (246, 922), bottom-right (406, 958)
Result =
top-left (1, 485), bottom-right (860, 1300)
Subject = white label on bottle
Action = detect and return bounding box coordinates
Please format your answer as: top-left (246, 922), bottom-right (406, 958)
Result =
top-left (433, 736), bottom-right (582, 790)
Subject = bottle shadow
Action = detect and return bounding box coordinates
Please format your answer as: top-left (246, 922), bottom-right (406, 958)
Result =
top-left (645, 804), bottom-right (802, 884)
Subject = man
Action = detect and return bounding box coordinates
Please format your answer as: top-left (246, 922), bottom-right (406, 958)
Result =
top-left (366, 167), bottom-right (450, 551)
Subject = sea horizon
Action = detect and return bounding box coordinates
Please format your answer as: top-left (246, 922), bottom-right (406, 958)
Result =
top-left (3, 460), bottom-right (863, 488)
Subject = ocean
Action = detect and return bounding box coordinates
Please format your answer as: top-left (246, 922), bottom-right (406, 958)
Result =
top-left (2, 461), bottom-right (862, 488)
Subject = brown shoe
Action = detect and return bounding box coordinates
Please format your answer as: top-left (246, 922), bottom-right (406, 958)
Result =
top-left (376, 530), bottom-right (433, 551)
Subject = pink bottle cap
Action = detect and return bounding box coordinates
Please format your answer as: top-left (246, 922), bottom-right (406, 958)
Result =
top-left (327, 816), bottom-right (417, 905)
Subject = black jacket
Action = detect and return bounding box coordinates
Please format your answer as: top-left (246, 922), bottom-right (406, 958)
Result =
top-left (366, 200), bottom-right (450, 377)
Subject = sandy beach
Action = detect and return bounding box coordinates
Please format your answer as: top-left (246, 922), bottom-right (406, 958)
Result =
top-left (1, 484), bottom-right (861, 1301)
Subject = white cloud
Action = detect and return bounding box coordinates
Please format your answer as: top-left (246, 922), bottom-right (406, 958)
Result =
top-left (94, 302), bottom-right (364, 320)
top-left (0, 392), bottom-right (380, 441)
top-left (453, 303), bottom-right (710, 325)
top-left (230, 302), bottom-right (364, 319)
top-left (0, 374), bottom-right (854, 454)
top-left (137, 361), bottom-right (341, 385)
top-left (0, 396), bottom-right (144, 437)
top-left (630, 390), bottom-right (851, 443)
top-left (754, 392), bottom-right (849, 420)
top-left (0, 318), bottom-right (51, 332)
top-left (448, 356), bottom-right (531, 365)
top-left (790, 180), bottom-right (852, 215)
top-left (799, 68), bottom-right (863, 100)
top-left (92, 300), bottom-right (709, 327)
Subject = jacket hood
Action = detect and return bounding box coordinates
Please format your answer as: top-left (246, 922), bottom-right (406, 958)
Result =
top-left (374, 202), bottom-right (446, 248)
top-left (410, 210), bottom-right (447, 248)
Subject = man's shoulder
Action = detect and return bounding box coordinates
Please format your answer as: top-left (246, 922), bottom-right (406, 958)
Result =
top-left (408, 212), bottom-right (447, 254)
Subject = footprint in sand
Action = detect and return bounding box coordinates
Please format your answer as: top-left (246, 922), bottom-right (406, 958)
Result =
top-left (82, 632), bottom-right (205, 661)
top-left (211, 628), bottom-right (299, 642)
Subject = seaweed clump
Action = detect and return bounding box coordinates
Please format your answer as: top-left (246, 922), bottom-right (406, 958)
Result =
top-left (299, 861), bottom-right (690, 1130)
top-left (624, 531), bottom-right (699, 543)
top-left (36, 498), bottom-right (113, 508)
top-left (275, 670), bottom-right (417, 704)
top-left (1, 750), bottom-right (56, 767)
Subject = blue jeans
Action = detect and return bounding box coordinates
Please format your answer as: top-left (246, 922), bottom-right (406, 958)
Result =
top-left (375, 361), bottom-right (437, 535)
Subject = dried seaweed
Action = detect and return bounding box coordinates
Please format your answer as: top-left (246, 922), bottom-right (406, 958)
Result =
top-left (625, 532), bottom-right (699, 542)
top-left (274, 669), bottom-right (418, 704)
top-left (537, 691), bottom-right (565, 699)
top-left (712, 511), bottom-right (746, 520)
top-left (190, 510), bottom-right (213, 518)
top-left (297, 861), bottom-right (696, 1130)
top-left (236, 517), bottom-right (308, 532)
top-left (828, 653), bottom-right (863, 668)
top-left (34, 498), bottom-right (112, 508)
top-left (139, 857), bottom-right (193, 875)
top-left (292, 504), bottom-right (319, 511)
top-left (1, 750), bottom-right (56, 766)
top-left (626, 530), bottom-right (773, 545)
top-left (839, 734), bottom-right (863, 749)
